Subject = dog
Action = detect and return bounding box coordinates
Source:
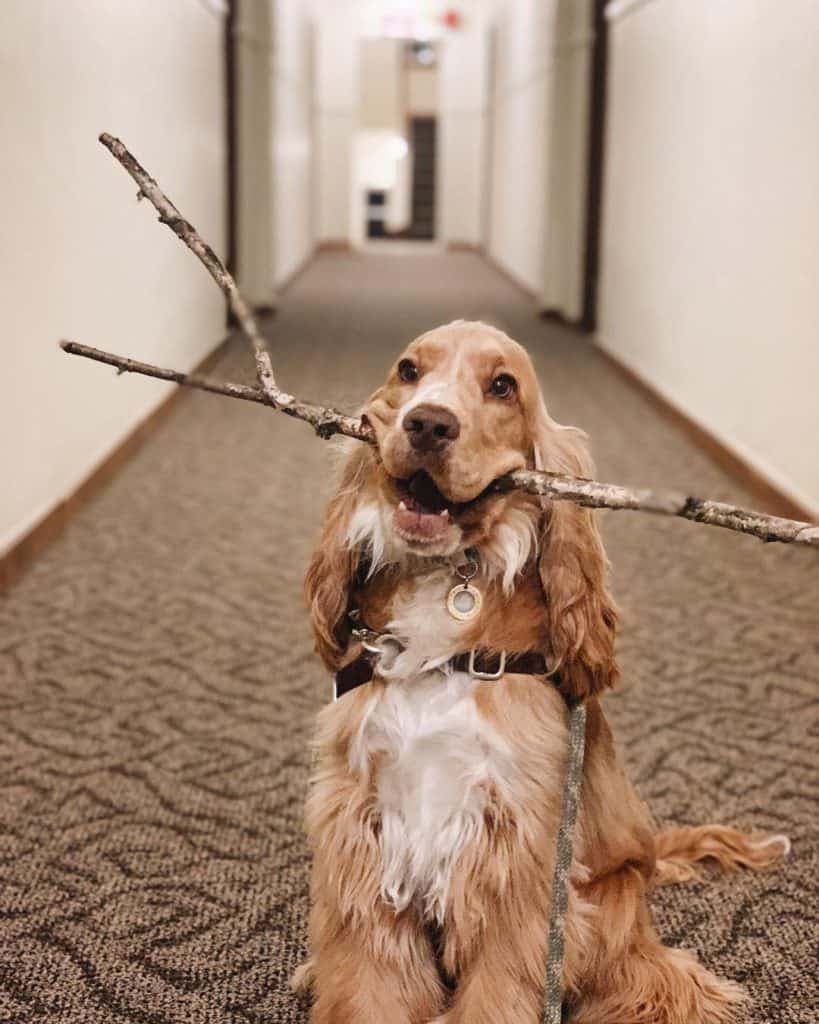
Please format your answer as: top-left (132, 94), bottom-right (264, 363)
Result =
top-left (296, 320), bottom-right (789, 1023)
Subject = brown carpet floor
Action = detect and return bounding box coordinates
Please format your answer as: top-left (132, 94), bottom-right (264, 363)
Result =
top-left (1, 251), bottom-right (817, 1023)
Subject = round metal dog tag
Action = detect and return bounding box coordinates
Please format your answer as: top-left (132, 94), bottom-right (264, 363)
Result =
top-left (446, 583), bottom-right (482, 621)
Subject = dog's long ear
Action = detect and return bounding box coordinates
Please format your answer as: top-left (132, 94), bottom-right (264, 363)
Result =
top-left (529, 402), bottom-right (618, 700)
top-left (304, 443), bottom-right (373, 671)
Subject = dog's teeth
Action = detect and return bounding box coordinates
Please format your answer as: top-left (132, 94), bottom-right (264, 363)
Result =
top-left (439, 509), bottom-right (450, 518)
top-left (398, 501), bottom-right (407, 511)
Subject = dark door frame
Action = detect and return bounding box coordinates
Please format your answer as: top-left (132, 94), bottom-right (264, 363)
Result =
top-left (224, 0), bottom-right (238, 283)
top-left (580, 0), bottom-right (608, 332)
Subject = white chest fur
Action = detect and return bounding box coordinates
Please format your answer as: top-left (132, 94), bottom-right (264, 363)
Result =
top-left (350, 669), bottom-right (512, 923)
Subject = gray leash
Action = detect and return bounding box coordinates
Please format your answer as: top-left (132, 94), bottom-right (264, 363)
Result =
top-left (542, 700), bottom-right (587, 1024)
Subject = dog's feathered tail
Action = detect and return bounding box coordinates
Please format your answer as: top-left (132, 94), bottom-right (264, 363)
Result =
top-left (653, 824), bottom-right (790, 886)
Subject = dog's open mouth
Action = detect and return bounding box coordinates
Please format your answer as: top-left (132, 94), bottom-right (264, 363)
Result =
top-left (392, 471), bottom-right (498, 544)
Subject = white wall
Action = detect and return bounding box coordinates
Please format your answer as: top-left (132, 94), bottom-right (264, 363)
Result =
top-left (236, 0), bottom-right (275, 304)
top-left (407, 66), bottom-right (437, 115)
top-left (487, 0), bottom-right (592, 309)
top-left (236, 0), bottom-right (314, 298)
top-left (360, 38), bottom-right (403, 131)
top-left (273, 0), bottom-right (315, 284)
top-left (487, 0), bottom-right (555, 292)
top-left (439, 4), bottom-right (490, 247)
top-left (356, 38), bottom-right (414, 241)
top-left (599, 0), bottom-right (819, 514)
top-left (542, 0), bottom-right (593, 320)
top-left (0, 0), bottom-right (226, 556)
top-left (314, 0), bottom-right (359, 243)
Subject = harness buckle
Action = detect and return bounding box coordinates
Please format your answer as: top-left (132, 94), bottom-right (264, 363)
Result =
top-left (467, 648), bottom-right (507, 680)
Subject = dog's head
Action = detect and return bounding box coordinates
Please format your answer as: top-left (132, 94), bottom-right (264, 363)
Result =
top-left (365, 320), bottom-right (542, 555)
top-left (306, 321), bottom-right (617, 698)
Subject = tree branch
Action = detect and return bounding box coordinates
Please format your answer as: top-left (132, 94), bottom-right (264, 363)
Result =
top-left (59, 341), bottom-right (374, 442)
top-left (60, 342), bottom-right (818, 548)
top-left (496, 470), bottom-right (819, 548)
top-left (99, 132), bottom-right (288, 409)
top-left (59, 133), bottom-right (817, 549)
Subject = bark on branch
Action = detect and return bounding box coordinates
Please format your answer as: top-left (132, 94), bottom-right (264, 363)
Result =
top-left (59, 340), bottom-right (372, 441)
top-left (494, 471), bottom-right (818, 548)
top-left (60, 342), bottom-right (818, 549)
top-left (99, 132), bottom-right (288, 410)
top-left (57, 134), bottom-right (818, 550)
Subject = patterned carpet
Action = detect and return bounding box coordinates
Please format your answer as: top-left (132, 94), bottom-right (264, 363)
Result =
top-left (1, 250), bottom-right (817, 1023)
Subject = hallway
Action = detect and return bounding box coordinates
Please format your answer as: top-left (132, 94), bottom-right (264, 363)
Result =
top-left (1, 251), bottom-right (816, 1023)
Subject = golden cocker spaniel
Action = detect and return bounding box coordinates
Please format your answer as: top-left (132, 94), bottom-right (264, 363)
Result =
top-left (297, 321), bottom-right (788, 1024)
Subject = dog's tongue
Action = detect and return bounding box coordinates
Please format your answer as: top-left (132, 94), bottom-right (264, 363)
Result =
top-left (395, 472), bottom-right (451, 540)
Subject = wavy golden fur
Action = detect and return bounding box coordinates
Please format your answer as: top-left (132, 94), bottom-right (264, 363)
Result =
top-left (298, 321), bottom-right (788, 1023)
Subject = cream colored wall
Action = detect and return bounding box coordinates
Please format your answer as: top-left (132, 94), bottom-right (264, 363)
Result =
top-left (314, 1), bottom-right (359, 243)
top-left (542, 0), bottom-right (592, 320)
top-left (236, 0), bottom-right (275, 304)
top-left (407, 67), bottom-right (436, 115)
top-left (360, 38), bottom-right (403, 131)
top-left (599, 0), bottom-right (819, 513)
top-left (488, 0), bottom-right (555, 292)
top-left (355, 38), bottom-right (413, 242)
top-left (487, 0), bottom-right (592, 308)
top-left (272, 0), bottom-right (315, 284)
top-left (236, 0), bottom-right (314, 298)
top-left (0, 0), bottom-right (226, 556)
top-left (438, 5), bottom-right (490, 247)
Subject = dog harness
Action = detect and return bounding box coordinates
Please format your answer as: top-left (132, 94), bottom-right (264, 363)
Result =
top-left (335, 642), bottom-right (552, 699)
top-left (335, 605), bottom-right (555, 698)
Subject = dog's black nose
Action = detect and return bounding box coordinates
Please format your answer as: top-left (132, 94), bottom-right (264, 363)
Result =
top-left (403, 404), bottom-right (461, 452)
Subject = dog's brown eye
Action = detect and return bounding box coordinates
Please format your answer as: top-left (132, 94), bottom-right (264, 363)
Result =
top-left (489, 373), bottom-right (516, 399)
top-left (398, 359), bottom-right (419, 383)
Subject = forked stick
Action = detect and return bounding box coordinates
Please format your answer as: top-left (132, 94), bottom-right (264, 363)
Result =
top-left (59, 134), bottom-right (818, 549)
top-left (98, 133), bottom-right (288, 408)
top-left (60, 340), bottom-right (372, 441)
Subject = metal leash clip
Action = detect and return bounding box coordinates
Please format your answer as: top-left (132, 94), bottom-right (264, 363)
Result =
top-left (361, 633), bottom-right (403, 661)
top-left (349, 610), bottom-right (403, 665)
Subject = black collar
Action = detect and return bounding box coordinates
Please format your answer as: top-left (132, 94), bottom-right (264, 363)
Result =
top-left (335, 648), bottom-right (552, 700)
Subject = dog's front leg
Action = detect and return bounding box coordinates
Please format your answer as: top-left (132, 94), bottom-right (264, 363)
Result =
top-left (442, 901), bottom-right (554, 1023)
top-left (437, 834), bottom-right (554, 1024)
top-left (308, 891), bottom-right (444, 1024)
top-left (305, 757), bottom-right (446, 1024)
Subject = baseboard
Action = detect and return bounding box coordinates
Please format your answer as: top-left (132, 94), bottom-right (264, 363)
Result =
top-left (446, 241), bottom-right (483, 253)
top-left (317, 239), bottom-right (353, 253)
top-left (539, 307), bottom-right (585, 332)
top-left (596, 343), bottom-right (817, 523)
top-left (0, 337), bottom-right (231, 594)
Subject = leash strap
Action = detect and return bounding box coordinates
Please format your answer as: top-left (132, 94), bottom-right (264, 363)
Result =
top-left (543, 700), bottom-right (587, 1024)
